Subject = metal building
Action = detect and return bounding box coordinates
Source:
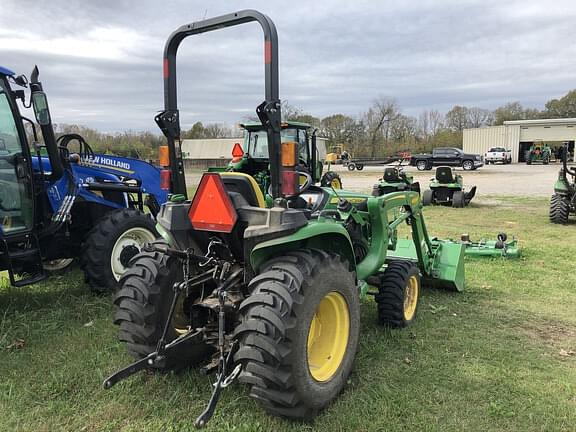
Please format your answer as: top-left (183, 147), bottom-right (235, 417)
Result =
top-left (180, 138), bottom-right (240, 170)
top-left (463, 118), bottom-right (576, 163)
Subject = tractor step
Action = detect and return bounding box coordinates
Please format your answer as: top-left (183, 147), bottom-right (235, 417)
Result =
top-left (1, 234), bottom-right (47, 287)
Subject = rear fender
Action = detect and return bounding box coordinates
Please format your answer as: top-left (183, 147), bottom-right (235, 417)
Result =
top-left (249, 222), bottom-right (355, 274)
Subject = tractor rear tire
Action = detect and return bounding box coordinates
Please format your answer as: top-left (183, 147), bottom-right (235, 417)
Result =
top-left (422, 189), bottom-right (433, 206)
top-left (347, 163), bottom-right (356, 171)
top-left (113, 241), bottom-right (212, 369)
top-left (235, 249), bottom-right (360, 420)
top-left (549, 194), bottom-right (570, 224)
top-left (356, 164), bottom-right (364, 170)
top-left (320, 171), bottom-right (343, 189)
top-left (375, 260), bottom-right (420, 328)
top-left (81, 208), bottom-right (157, 294)
top-left (452, 191), bottom-right (466, 208)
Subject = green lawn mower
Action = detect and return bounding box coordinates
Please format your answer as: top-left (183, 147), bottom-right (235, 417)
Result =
top-left (526, 143), bottom-right (551, 165)
top-left (218, 121), bottom-right (342, 206)
top-left (371, 159), bottom-right (420, 197)
top-left (422, 166), bottom-right (476, 208)
top-left (103, 10), bottom-right (466, 428)
top-left (549, 143), bottom-right (575, 224)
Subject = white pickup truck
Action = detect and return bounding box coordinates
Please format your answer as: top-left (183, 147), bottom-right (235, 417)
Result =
top-left (484, 147), bottom-right (512, 164)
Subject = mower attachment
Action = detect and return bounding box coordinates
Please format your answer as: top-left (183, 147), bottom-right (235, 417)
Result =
top-left (459, 233), bottom-right (521, 258)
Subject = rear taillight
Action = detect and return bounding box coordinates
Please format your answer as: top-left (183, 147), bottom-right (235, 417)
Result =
top-left (160, 169), bottom-right (171, 190)
top-left (281, 171), bottom-right (299, 196)
top-left (280, 141), bottom-right (298, 197)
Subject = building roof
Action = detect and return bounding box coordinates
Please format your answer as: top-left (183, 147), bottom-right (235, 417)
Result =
top-left (504, 118), bottom-right (576, 126)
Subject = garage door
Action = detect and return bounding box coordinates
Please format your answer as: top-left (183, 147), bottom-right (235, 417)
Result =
top-left (519, 125), bottom-right (576, 142)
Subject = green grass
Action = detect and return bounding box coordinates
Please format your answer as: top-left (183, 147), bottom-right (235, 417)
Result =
top-left (1, 197), bottom-right (575, 431)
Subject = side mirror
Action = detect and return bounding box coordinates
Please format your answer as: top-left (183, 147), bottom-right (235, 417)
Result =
top-left (32, 91), bottom-right (51, 126)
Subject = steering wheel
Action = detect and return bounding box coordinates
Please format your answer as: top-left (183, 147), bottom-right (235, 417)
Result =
top-left (298, 171), bottom-right (313, 193)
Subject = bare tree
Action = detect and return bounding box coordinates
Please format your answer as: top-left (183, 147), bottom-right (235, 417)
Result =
top-left (203, 123), bottom-right (232, 138)
top-left (467, 107), bottom-right (494, 128)
top-left (445, 105), bottom-right (471, 131)
top-left (363, 97), bottom-right (399, 157)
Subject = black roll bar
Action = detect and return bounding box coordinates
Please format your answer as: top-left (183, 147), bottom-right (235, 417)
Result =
top-left (156, 10), bottom-right (282, 198)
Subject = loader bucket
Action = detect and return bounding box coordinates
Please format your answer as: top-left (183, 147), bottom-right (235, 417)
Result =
top-left (428, 240), bottom-right (465, 292)
top-left (465, 186), bottom-right (477, 204)
top-left (387, 239), bottom-right (465, 292)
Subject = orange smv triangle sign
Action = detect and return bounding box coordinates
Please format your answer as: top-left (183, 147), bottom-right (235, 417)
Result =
top-left (188, 173), bottom-right (238, 233)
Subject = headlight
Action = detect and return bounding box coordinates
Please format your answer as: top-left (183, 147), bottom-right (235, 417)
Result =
top-left (476, 155), bottom-right (481, 160)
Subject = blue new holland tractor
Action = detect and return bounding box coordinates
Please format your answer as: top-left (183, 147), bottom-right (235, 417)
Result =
top-left (0, 65), bottom-right (167, 292)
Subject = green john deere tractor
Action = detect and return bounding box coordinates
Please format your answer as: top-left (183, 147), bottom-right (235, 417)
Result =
top-left (526, 142), bottom-right (551, 165)
top-left (422, 166), bottom-right (476, 208)
top-left (371, 159), bottom-right (420, 196)
top-left (104, 10), bottom-right (466, 428)
top-left (549, 143), bottom-right (575, 224)
top-left (222, 120), bottom-right (342, 205)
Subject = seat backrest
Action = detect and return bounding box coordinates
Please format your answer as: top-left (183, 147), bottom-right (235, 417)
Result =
top-left (383, 167), bottom-right (401, 182)
top-left (435, 166), bottom-right (455, 183)
top-left (219, 172), bottom-right (266, 208)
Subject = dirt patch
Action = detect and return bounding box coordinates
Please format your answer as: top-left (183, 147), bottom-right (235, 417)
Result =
top-left (520, 320), bottom-right (576, 345)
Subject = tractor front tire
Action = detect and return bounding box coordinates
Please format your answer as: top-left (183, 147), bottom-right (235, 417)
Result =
top-left (375, 260), bottom-right (420, 328)
top-left (113, 241), bottom-right (212, 369)
top-left (81, 208), bottom-right (157, 294)
top-left (320, 171), bottom-right (343, 189)
top-left (235, 249), bottom-right (360, 420)
top-left (549, 194), bottom-right (570, 224)
top-left (422, 189), bottom-right (434, 206)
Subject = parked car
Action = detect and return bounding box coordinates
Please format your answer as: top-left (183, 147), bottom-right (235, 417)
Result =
top-left (410, 147), bottom-right (484, 171)
top-left (484, 147), bottom-right (512, 164)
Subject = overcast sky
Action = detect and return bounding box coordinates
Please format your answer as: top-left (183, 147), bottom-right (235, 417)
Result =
top-left (2, 0), bottom-right (576, 132)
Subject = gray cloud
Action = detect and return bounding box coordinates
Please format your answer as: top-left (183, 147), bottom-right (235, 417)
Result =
top-left (2, 0), bottom-right (576, 132)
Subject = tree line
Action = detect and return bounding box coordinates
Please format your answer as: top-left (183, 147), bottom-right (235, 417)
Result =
top-left (43, 88), bottom-right (576, 159)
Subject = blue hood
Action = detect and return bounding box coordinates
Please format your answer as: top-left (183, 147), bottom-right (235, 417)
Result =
top-left (0, 66), bottom-right (15, 76)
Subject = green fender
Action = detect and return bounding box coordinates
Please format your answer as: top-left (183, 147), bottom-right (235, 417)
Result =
top-left (553, 178), bottom-right (570, 195)
top-left (249, 222), bottom-right (356, 273)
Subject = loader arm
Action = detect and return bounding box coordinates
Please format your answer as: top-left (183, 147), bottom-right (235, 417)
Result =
top-left (381, 191), bottom-right (465, 292)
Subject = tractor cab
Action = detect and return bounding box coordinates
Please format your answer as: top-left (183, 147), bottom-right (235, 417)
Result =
top-left (422, 166), bottom-right (476, 208)
top-left (1, 65), bottom-right (165, 290)
top-left (226, 121), bottom-right (341, 200)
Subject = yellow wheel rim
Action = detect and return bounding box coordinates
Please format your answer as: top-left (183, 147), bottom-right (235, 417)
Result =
top-left (331, 178), bottom-right (342, 189)
top-left (307, 291), bottom-right (350, 382)
top-left (403, 275), bottom-right (419, 321)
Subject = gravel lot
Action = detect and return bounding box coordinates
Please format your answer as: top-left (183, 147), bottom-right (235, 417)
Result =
top-left (186, 162), bottom-right (567, 197)
top-left (331, 162), bottom-right (562, 196)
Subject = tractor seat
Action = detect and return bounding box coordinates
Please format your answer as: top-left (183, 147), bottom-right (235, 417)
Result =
top-left (435, 166), bottom-right (455, 183)
top-left (219, 172), bottom-right (265, 208)
top-left (383, 167), bottom-right (401, 182)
